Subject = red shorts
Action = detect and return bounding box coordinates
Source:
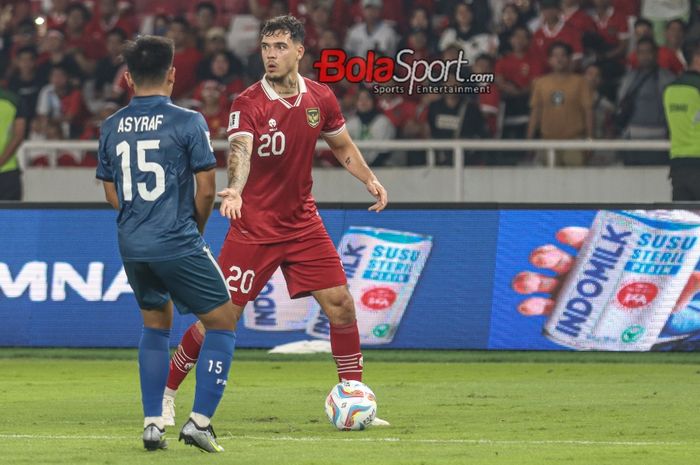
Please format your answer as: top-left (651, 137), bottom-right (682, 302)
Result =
top-left (218, 226), bottom-right (347, 306)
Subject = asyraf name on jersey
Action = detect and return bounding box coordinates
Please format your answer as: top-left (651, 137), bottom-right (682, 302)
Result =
top-left (117, 114), bottom-right (164, 133)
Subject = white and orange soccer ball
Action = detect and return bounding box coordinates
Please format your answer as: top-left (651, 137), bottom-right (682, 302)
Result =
top-left (325, 380), bottom-right (377, 431)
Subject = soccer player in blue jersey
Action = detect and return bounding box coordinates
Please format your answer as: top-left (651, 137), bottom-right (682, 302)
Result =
top-left (96, 35), bottom-right (236, 453)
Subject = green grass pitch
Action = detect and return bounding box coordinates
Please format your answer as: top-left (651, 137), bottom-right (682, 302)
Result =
top-left (1, 349), bottom-right (699, 464)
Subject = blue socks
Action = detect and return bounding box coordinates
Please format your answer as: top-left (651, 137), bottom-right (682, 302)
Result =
top-left (138, 327), bottom-right (171, 419)
top-left (192, 329), bottom-right (236, 418)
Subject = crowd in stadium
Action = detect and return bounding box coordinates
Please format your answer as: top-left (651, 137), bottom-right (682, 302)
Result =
top-left (0, 0), bottom-right (697, 167)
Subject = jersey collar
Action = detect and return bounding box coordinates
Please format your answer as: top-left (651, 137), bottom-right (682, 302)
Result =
top-left (130, 95), bottom-right (171, 105)
top-left (260, 73), bottom-right (307, 109)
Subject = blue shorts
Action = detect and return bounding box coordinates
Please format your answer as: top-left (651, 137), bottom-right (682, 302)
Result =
top-left (123, 246), bottom-right (230, 315)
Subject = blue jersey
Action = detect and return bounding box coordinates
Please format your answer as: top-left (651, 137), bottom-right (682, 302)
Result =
top-left (96, 95), bottom-right (217, 261)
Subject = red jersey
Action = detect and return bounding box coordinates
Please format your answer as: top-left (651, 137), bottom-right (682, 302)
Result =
top-left (478, 84), bottom-right (500, 136)
top-left (225, 75), bottom-right (345, 244)
top-left (532, 21), bottom-right (583, 69)
top-left (613, 0), bottom-right (639, 19)
top-left (562, 7), bottom-right (596, 35)
top-left (495, 52), bottom-right (543, 89)
top-left (591, 7), bottom-right (629, 47)
top-left (172, 48), bottom-right (203, 99)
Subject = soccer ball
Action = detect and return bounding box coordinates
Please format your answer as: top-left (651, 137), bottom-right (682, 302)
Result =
top-left (325, 380), bottom-right (377, 431)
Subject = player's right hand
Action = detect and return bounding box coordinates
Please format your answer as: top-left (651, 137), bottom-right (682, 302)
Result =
top-left (217, 188), bottom-right (243, 220)
top-left (366, 178), bottom-right (388, 212)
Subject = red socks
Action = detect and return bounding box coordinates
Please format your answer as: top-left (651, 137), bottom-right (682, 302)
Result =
top-left (167, 321), bottom-right (363, 388)
top-left (166, 323), bottom-right (204, 391)
top-left (330, 321), bottom-right (363, 382)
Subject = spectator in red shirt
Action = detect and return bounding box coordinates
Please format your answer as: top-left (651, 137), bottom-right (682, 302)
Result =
top-left (63, 3), bottom-right (102, 71)
top-left (194, 80), bottom-right (229, 166)
top-left (85, 0), bottom-right (135, 42)
top-left (166, 17), bottom-right (203, 100)
top-left (590, 0), bottom-right (630, 62)
top-left (45, 0), bottom-right (70, 32)
top-left (35, 64), bottom-right (88, 138)
top-left (561, 0), bottom-right (597, 36)
top-left (496, 25), bottom-right (542, 144)
top-left (628, 18), bottom-right (684, 75)
top-left (665, 19), bottom-right (687, 68)
top-left (531, 0), bottom-right (583, 70)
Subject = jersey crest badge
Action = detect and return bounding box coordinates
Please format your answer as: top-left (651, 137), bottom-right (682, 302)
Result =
top-left (228, 111), bottom-right (240, 130)
top-left (306, 107), bottom-right (320, 128)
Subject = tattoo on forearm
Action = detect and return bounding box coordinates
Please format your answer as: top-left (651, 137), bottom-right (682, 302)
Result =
top-left (228, 138), bottom-right (251, 191)
top-left (345, 156), bottom-right (351, 166)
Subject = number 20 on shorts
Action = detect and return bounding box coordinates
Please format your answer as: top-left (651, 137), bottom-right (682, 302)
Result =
top-left (226, 265), bottom-right (255, 294)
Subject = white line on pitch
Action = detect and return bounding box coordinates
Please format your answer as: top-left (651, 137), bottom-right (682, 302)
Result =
top-left (0, 434), bottom-right (689, 447)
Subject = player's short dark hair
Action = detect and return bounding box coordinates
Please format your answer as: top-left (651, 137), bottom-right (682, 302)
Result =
top-left (122, 35), bottom-right (174, 87)
top-left (196, 1), bottom-right (217, 15)
top-left (682, 38), bottom-right (700, 64)
top-left (260, 15), bottom-right (305, 44)
top-left (636, 36), bottom-right (658, 51)
top-left (548, 41), bottom-right (572, 57)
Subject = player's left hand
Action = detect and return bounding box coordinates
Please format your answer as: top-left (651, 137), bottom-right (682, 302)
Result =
top-left (366, 178), bottom-right (388, 212)
top-left (217, 188), bottom-right (243, 220)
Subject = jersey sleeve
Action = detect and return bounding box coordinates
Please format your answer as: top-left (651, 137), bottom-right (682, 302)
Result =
top-left (226, 95), bottom-right (256, 141)
top-left (187, 112), bottom-right (217, 172)
top-left (320, 86), bottom-right (346, 137)
top-left (95, 124), bottom-right (113, 181)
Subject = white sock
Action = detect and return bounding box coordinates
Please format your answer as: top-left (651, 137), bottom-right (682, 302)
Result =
top-left (144, 416), bottom-right (165, 430)
top-left (164, 387), bottom-right (177, 399)
top-left (190, 412), bottom-right (210, 428)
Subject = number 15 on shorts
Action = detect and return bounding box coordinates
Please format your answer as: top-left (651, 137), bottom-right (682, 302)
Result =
top-left (226, 265), bottom-right (255, 294)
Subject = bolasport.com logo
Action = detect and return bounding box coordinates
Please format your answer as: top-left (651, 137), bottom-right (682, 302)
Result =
top-left (313, 49), bottom-right (494, 96)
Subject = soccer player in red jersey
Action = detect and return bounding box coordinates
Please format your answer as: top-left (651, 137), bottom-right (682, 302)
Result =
top-left (162, 14), bottom-right (390, 427)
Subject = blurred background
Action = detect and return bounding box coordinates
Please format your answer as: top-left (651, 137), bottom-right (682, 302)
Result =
top-left (0, 0), bottom-right (695, 202)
